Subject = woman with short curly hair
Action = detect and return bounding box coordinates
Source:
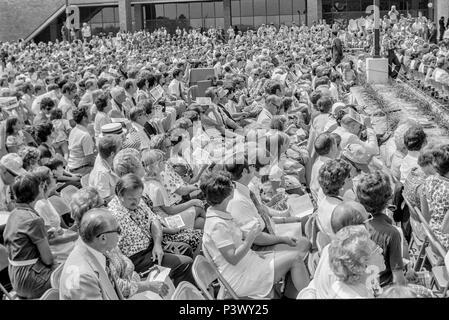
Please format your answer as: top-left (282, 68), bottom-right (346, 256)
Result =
top-left (328, 225), bottom-right (385, 298)
top-left (18, 146), bottom-right (41, 171)
top-left (316, 159), bottom-right (352, 237)
top-left (356, 171), bottom-right (406, 287)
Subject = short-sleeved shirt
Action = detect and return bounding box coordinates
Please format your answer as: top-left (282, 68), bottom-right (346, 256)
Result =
top-left (67, 124), bottom-right (95, 170)
top-left (58, 95), bottom-right (75, 121)
top-left (366, 214), bottom-right (404, 286)
top-left (3, 204), bottom-right (48, 261)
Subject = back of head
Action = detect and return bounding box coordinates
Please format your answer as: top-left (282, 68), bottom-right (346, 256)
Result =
top-left (331, 201), bottom-right (368, 234)
top-left (356, 171), bottom-right (392, 215)
top-left (314, 132), bottom-right (334, 156)
top-left (79, 208), bottom-right (112, 244)
top-left (403, 125), bottom-right (427, 151)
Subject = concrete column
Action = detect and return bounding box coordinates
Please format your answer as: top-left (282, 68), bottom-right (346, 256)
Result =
top-left (118, 0), bottom-right (132, 32)
top-left (134, 4), bottom-right (144, 31)
top-left (307, 0), bottom-right (322, 26)
top-left (224, 0), bottom-right (231, 31)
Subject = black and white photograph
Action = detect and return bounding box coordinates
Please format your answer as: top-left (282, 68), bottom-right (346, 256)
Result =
top-left (1, 0), bottom-right (449, 310)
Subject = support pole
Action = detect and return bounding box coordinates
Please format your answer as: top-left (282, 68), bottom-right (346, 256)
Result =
top-left (373, 0), bottom-right (380, 57)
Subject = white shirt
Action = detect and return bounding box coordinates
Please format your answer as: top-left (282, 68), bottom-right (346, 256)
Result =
top-left (310, 156), bottom-right (332, 201)
top-left (131, 122), bottom-right (152, 150)
top-left (256, 108), bottom-right (272, 129)
top-left (227, 181), bottom-right (266, 234)
top-left (317, 195), bottom-right (342, 237)
top-left (333, 126), bottom-right (379, 156)
top-left (68, 125), bottom-right (95, 170)
top-left (167, 79), bottom-right (183, 99)
top-left (89, 156), bottom-right (119, 199)
top-left (400, 151), bottom-right (419, 183)
top-left (58, 95), bottom-right (75, 121)
top-left (84, 241), bottom-right (106, 272)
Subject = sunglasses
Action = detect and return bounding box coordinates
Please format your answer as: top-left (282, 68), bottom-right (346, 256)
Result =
top-left (96, 226), bottom-right (121, 238)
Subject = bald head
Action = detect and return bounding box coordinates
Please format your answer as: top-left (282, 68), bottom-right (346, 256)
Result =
top-left (331, 201), bottom-right (369, 234)
top-left (79, 208), bottom-right (115, 244)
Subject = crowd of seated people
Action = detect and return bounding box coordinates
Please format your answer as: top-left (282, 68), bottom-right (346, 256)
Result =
top-left (0, 17), bottom-right (448, 300)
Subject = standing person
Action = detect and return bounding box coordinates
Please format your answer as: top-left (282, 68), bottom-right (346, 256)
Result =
top-left (81, 23), bottom-right (92, 43)
top-left (61, 24), bottom-right (68, 42)
top-left (388, 6), bottom-right (399, 24)
top-left (331, 30), bottom-right (343, 67)
top-left (439, 17), bottom-right (446, 42)
top-left (58, 82), bottom-right (77, 127)
top-left (428, 22), bottom-right (438, 44)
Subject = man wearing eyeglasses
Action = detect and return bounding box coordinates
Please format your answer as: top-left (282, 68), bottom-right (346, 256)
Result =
top-left (60, 209), bottom-right (123, 300)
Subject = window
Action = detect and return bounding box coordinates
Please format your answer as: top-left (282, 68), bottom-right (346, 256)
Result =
top-left (280, 15), bottom-right (293, 25)
top-left (267, 15), bottom-right (279, 25)
top-left (267, 0), bottom-right (279, 16)
top-left (190, 3), bottom-right (202, 19)
top-left (190, 18), bottom-right (202, 28)
top-left (177, 3), bottom-right (189, 19)
top-left (232, 16), bottom-right (241, 26)
top-left (164, 4), bottom-right (176, 19)
top-left (203, 2), bottom-right (215, 18)
top-left (347, 0), bottom-right (362, 12)
top-left (205, 18), bottom-right (215, 28)
top-left (241, 0), bottom-right (253, 16)
top-left (90, 9), bottom-right (103, 24)
top-left (254, 15), bottom-right (267, 26)
top-left (231, 0), bottom-right (240, 16)
top-left (241, 16), bottom-right (254, 27)
top-left (280, 0), bottom-right (293, 15)
top-left (215, 1), bottom-right (224, 18)
top-left (155, 5), bottom-right (164, 18)
top-left (102, 7), bottom-right (115, 23)
top-left (254, 0), bottom-right (266, 16)
top-left (293, 0), bottom-right (306, 13)
top-left (216, 17), bottom-right (224, 28)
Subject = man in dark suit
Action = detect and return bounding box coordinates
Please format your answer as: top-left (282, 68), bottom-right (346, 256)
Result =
top-left (439, 17), bottom-right (446, 42)
top-left (429, 22), bottom-right (438, 44)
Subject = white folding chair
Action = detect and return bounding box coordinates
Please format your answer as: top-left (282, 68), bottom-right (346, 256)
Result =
top-left (80, 174), bottom-right (90, 188)
top-left (60, 185), bottom-right (79, 206)
top-left (171, 281), bottom-right (205, 300)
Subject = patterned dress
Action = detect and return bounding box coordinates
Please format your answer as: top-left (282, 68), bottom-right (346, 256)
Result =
top-left (424, 175), bottom-right (449, 249)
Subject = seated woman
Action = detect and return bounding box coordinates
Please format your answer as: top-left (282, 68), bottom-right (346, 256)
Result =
top-left (201, 170), bottom-right (310, 299)
top-left (142, 149), bottom-right (205, 230)
top-left (5, 116), bottom-right (26, 153)
top-left (328, 225), bottom-right (386, 298)
top-left (33, 166), bottom-right (78, 263)
top-left (18, 146), bottom-right (41, 172)
top-left (108, 174), bottom-right (195, 286)
top-left (70, 187), bottom-right (167, 300)
top-left (403, 147), bottom-right (436, 222)
top-left (316, 159), bottom-right (352, 238)
top-left (3, 173), bottom-right (57, 299)
top-left (357, 171), bottom-right (407, 287)
top-left (424, 144), bottom-right (449, 249)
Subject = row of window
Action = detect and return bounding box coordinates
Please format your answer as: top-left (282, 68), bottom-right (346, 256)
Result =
top-left (322, 0), bottom-right (429, 13)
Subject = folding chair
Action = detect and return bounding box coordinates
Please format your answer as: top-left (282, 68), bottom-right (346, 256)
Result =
top-left (402, 199), bottom-right (428, 272)
top-left (39, 288), bottom-right (59, 300)
top-left (192, 254), bottom-right (238, 300)
top-left (0, 244), bottom-right (13, 300)
top-left (415, 207), bottom-right (449, 296)
top-left (171, 281), bottom-right (205, 300)
top-left (60, 185), bottom-right (79, 206)
top-left (80, 174), bottom-right (90, 188)
top-left (50, 263), bottom-right (64, 289)
top-left (48, 196), bottom-right (71, 216)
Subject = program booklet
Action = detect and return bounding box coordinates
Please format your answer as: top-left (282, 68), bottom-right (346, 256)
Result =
top-left (165, 214), bottom-right (185, 229)
top-left (150, 85), bottom-right (164, 101)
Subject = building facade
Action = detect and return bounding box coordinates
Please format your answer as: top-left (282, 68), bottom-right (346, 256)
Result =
top-left (0, 0), bottom-right (448, 43)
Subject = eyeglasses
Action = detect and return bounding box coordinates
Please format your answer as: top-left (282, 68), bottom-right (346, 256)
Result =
top-left (363, 213), bottom-right (373, 224)
top-left (96, 226), bottom-right (121, 238)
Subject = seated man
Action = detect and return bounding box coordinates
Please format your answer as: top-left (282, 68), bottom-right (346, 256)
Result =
top-left (257, 95), bottom-right (281, 129)
top-left (60, 209), bottom-right (122, 300)
top-left (225, 157), bottom-right (310, 254)
top-left (89, 135), bottom-right (121, 203)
